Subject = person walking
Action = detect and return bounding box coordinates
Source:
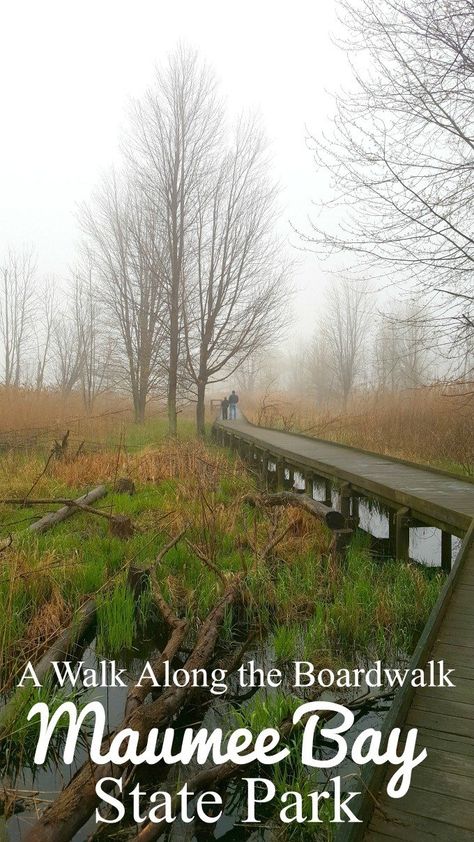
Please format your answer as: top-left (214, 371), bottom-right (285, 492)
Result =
top-left (228, 390), bottom-right (239, 420)
top-left (221, 396), bottom-right (229, 420)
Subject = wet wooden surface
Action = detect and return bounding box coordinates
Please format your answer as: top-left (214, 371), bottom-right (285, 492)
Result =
top-left (218, 418), bottom-right (474, 533)
top-left (366, 534), bottom-right (474, 839)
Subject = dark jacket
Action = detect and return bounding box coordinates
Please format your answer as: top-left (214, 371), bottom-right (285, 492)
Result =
top-left (228, 392), bottom-right (239, 404)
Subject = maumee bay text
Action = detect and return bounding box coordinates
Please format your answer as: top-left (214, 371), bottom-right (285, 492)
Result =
top-left (20, 658), bottom-right (454, 827)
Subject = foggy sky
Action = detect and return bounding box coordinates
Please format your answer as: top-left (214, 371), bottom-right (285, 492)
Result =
top-left (0, 0), bottom-right (345, 338)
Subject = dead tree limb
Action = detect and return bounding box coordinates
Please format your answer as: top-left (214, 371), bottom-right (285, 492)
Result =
top-left (245, 491), bottom-right (345, 531)
top-left (133, 689), bottom-right (394, 842)
top-left (260, 520), bottom-right (296, 561)
top-left (0, 599), bottom-right (96, 740)
top-left (124, 616), bottom-right (188, 718)
top-left (185, 537), bottom-right (227, 586)
top-left (23, 577), bottom-right (243, 842)
top-left (28, 486), bottom-right (107, 534)
top-left (126, 530), bottom-right (189, 717)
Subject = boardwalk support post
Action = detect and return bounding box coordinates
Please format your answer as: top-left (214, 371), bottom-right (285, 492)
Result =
top-left (441, 530), bottom-right (452, 572)
top-left (260, 450), bottom-right (269, 486)
top-left (389, 511), bottom-right (396, 557)
top-left (395, 507), bottom-right (410, 563)
top-left (305, 471), bottom-right (313, 499)
top-left (340, 483), bottom-right (351, 523)
top-left (351, 494), bottom-right (360, 527)
top-left (286, 466), bottom-right (294, 490)
top-left (276, 459), bottom-right (285, 491)
top-left (333, 528), bottom-right (353, 562)
top-left (324, 478), bottom-right (332, 507)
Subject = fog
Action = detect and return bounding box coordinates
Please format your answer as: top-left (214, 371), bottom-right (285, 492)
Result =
top-left (0, 0), bottom-right (344, 339)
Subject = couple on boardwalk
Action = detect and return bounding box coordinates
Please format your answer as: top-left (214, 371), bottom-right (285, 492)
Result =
top-left (221, 390), bottom-right (239, 420)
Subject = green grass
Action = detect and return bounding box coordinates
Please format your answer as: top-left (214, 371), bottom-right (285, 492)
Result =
top-left (267, 533), bottom-right (441, 671)
top-left (105, 416), bottom-right (198, 450)
top-left (96, 578), bottom-right (138, 656)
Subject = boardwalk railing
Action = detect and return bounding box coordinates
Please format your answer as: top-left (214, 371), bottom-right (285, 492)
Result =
top-left (337, 519), bottom-right (474, 841)
top-left (214, 416), bottom-right (473, 569)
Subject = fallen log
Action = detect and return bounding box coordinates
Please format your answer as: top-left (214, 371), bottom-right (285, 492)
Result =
top-left (1, 527), bottom-right (177, 740)
top-left (7, 496), bottom-right (134, 539)
top-left (0, 598), bottom-right (96, 740)
top-left (133, 713), bottom-right (296, 842)
top-left (132, 688), bottom-right (393, 842)
top-left (23, 576), bottom-right (243, 842)
top-left (125, 530), bottom-right (189, 718)
top-left (28, 486), bottom-right (107, 534)
top-left (245, 491), bottom-right (346, 531)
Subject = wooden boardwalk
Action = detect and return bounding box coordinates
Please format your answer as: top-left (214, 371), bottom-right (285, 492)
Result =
top-left (216, 418), bottom-right (473, 534)
top-left (214, 417), bottom-right (474, 840)
top-left (363, 524), bottom-right (474, 842)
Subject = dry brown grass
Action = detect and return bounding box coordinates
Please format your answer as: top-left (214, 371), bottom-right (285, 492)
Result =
top-left (48, 437), bottom-right (242, 489)
top-left (245, 386), bottom-right (474, 474)
top-left (0, 386), bottom-right (133, 438)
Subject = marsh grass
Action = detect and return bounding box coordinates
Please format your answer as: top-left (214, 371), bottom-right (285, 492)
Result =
top-left (233, 692), bottom-right (334, 839)
top-left (268, 533), bottom-right (441, 672)
top-left (245, 386), bottom-right (474, 475)
top-left (96, 579), bottom-right (138, 656)
top-left (0, 678), bottom-right (84, 778)
top-left (0, 423), bottom-right (442, 721)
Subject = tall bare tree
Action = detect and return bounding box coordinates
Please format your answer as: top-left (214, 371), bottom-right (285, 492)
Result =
top-left (80, 172), bottom-right (166, 422)
top-left (0, 247), bottom-right (36, 387)
top-left (374, 306), bottom-right (432, 391)
top-left (52, 284), bottom-right (84, 397)
top-left (70, 269), bottom-right (115, 411)
top-left (183, 117), bottom-right (288, 435)
top-left (305, 332), bottom-right (336, 402)
top-left (34, 278), bottom-right (55, 391)
top-left (127, 44), bottom-right (223, 435)
top-left (322, 280), bottom-right (371, 407)
top-left (304, 0), bottom-right (474, 372)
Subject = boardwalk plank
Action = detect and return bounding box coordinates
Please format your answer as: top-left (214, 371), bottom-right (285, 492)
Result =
top-left (374, 787), bottom-right (474, 830)
top-left (412, 693), bottom-right (474, 719)
top-left (407, 707), bottom-right (474, 737)
top-left (417, 680), bottom-right (474, 705)
top-left (402, 725), bottom-right (474, 754)
top-left (418, 745), bottom-right (474, 778)
top-left (394, 764), bottom-right (474, 802)
top-left (371, 807), bottom-right (474, 841)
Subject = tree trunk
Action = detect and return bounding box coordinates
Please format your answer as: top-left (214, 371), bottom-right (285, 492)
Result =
top-left (196, 379), bottom-right (207, 437)
top-left (28, 486), bottom-right (107, 534)
top-left (133, 392), bottom-right (146, 424)
top-left (168, 320), bottom-right (179, 437)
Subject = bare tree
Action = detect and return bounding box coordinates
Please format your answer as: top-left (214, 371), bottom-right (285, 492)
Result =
top-left (0, 246), bottom-right (36, 387)
top-left (303, 0), bottom-right (474, 370)
top-left (79, 172), bottom-right (166, 423)
top-left (321, 280), bottom-right (372, 407)
top-left (183, 117), bottom-right (288, 435)
top-left (126, 44), bottom-right (223, 435)
top-left (53, 308), bottom-right (83, 396)
top-left (235, 350), bottom-right (264, 393)
top-left (69, 268), bottom-right (115, 411)
top-left (305, 332), bottom-right (337, 402)
top-left (34, 278), bottom-right (55, 390)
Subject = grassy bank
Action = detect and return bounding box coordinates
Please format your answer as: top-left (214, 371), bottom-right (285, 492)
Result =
top-left (0, 425), bottom-right (441, 694)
